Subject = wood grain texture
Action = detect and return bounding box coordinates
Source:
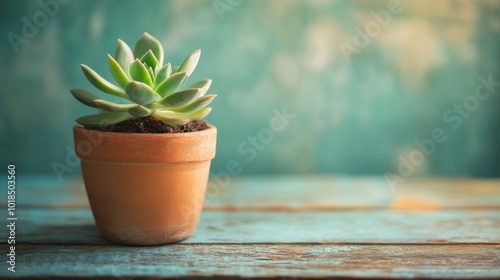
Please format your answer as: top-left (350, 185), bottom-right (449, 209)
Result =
top-left (204, 176), bottom-right (500, 210)
top-left (1, 244), bottom-right (499, 279)
top-left (1, 176), bottom-right (498, 279)
top-left (2, 175), bottom-right (500, 209)
top-left (13, 208), bottom-right (500, 244)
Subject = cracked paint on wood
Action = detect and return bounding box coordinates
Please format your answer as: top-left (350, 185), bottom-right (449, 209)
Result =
top-left (0, 175), bottom-right (498, 278)
top-left (1, 244), bottom-right (499, 279)
top-left (13, 209), bottom-right (500, 245)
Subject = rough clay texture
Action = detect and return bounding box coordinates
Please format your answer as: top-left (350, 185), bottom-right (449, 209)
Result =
top-left (86, 117), bottom-right (209, 133)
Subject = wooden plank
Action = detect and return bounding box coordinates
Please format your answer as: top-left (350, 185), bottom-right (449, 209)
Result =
top-left (204, 176), bottom-right (500, 210)
top-left (1, 176), bottom-right (89, 207)
top-left (2, 244), bottom-right (499, 279)
top-left (3, 175), bottom-right (500, 209)
top-left (12, 208), bottom-right (500, 244)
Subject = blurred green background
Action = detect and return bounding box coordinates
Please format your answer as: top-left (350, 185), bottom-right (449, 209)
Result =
top-left (1, 0), bottom-right (499, 179)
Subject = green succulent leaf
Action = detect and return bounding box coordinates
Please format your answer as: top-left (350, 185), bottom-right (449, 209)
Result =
top-left (70, 89), bottom-right (101, 108)
top-left (129, 59), bottom-right (153, 86)
top-left (125, 81), bottom-right (160, 105)
top-left (178, 49), bottom-right (200, 76)
top-left (73, 33), bottom-right (215, 125)
top-left (81, 64), bottom-right (128, 99)
top-left (115, 39), bottom-right (134, 77)
top-left (129, 105), bottom-right (154, 117)
top-left (171, 94), bottom-right (217, 113)
top-left (156, 71), bottom-right (188, 97)
top-left (154, 63), bottom-right (172, 89)
top-left (152, 110), bottom-right (190, 125)
top-left (140, 50), bottom-right (159, 70)
top-left (187, 79), bottom-right (212, 96)
top-left (94, 99), bottom-right (135, 112)
top-left (76, 112), bottom-right (135, 127)
top-left (133, 32), bottom-right (164, 66)
top-left (107, 54), bottom-right (130, 88)
top-left (158, 88), bottom-right (201, 108)
top-left (186, 107), bottom-right (212, 121)
top-left (147, 67), bottom-right (155, 81)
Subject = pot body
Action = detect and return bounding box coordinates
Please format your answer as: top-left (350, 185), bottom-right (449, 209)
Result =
top-left (73, 125), bottom-right (216, 245)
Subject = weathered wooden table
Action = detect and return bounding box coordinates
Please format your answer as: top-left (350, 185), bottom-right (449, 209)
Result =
top-left (1, 176), bottom-right (499, 279)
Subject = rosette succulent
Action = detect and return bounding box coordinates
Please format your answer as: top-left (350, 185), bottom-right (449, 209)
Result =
top-left (71, 32), bottom-right (216, 127)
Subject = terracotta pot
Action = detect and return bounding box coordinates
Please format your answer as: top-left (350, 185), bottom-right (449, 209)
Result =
top-left (73, 124), bottom-right (216, 245)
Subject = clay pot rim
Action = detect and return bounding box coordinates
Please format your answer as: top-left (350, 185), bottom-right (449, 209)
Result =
top-left (73, 123), bottom-right (216, 138)
top-left (73, 123), bottom-right (217, 163)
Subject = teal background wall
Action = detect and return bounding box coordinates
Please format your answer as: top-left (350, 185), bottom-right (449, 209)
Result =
top-left (1, 0), bottom-right (499, 179)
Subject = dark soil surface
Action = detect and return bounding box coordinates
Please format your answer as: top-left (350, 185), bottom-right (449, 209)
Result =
top-left (86, 117), bottom-right (209, 133)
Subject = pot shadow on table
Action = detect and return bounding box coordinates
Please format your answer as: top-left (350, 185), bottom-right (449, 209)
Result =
top-left (23, 224), bottom-right (198, 247)
top-left (23, 224), bottom-right (109, 245)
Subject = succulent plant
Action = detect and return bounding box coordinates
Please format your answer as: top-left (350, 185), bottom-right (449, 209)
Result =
top-left (71, 32), bottom-right (216, 127)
